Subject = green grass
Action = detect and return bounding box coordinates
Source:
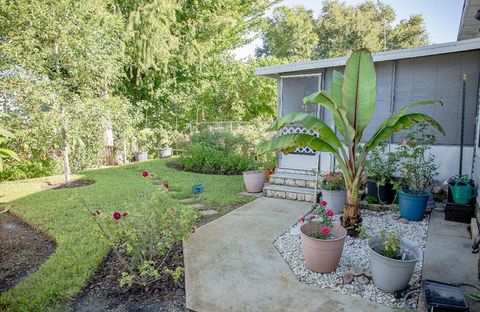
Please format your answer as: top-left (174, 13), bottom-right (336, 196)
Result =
top-left (0, 159), bottom-right (251, 312)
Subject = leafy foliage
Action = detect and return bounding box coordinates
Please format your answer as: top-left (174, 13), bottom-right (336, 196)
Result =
top-left (364, 144), bottom-right (399, 185)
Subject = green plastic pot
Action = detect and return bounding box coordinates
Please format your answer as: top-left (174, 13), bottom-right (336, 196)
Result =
top-left (449, 182), bottom-right (476, 205)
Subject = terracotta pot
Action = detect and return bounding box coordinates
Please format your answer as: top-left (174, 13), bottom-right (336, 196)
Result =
top-left (242, 170), bottom-right (265, 193)
top-left (300, 223), bottom-right (347, 273)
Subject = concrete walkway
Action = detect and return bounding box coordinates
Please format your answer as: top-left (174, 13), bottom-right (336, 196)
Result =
top-left (184, 197), bottom-right (390, 312)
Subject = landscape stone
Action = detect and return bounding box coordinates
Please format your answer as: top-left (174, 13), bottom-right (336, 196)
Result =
top-left (349, 267), bottom-right (363, 276)
top-left (342, 272), bottom-right (354, 284)
top-left (399, 218), bottom-right (409, 224)
top-left (356, 275), bottom-right (370, 285)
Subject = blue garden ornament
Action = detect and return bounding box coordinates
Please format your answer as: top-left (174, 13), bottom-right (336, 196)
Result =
top-left (192, 184), bottom-right (204, 195)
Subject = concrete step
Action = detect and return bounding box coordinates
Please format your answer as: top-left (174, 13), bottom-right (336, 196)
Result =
top-left (275, 168), bottom-right (316, 176)
top-left (263, 184), bottom-right (320, 202)
top-left (269, 172), bottom-right (320, 189)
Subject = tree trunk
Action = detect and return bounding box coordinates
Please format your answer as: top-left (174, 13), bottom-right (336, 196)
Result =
top-left (341, 179), bottom-right (362, 236)
top-left (60, 104), bottom-right (71, 183)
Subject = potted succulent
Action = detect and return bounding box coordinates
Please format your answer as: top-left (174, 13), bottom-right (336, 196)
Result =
top-left (299, 201), bottom-right (347, 273)
top-left (135, 128), bottom-right (155, 161)
top-left (369, 230), bottom-right (422, 292)
top-left (321, 172), bottom-right (346, 215)
top-left (364, 144), bottom-right (399, 205)
top-left (397, 125), bottom-right (438, 221)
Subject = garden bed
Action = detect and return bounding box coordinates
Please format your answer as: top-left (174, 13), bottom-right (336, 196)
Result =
top-left (274, 209), bottom-right (428, 308)
top-left (0, 213), bottom-right (55, 294)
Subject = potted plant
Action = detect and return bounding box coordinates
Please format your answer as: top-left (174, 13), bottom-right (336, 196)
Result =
top-left (135, 128), bottom-right (155, 161)
top-left (448, 175), bottom-right (476, 205)
top-left (299, 201), bottom-right (347, 273)
top-left (321, 172), bottom-right (346, 215)
top-left (369, 230), bottom-right (422, 292)
top-left (364, 144), bottom-right (399, 205)
top-left (257, 50), bottom-right (444, 236)
top-left (397, 125), bottom-right (438, 221)
top-left (156, 127), bottom-right (174, 158)
top-left (243, 164), bottom-right (265, 193)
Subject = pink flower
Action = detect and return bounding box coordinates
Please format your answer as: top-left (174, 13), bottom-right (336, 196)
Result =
top-left (321, 226), bottom-right (330, 235)
top-left (327, 210), bottom-right (334, 217)
top-left (113, 212), bottom-right (121, 220)
top-left (321, 200), bottom-right (328, 207)
top-left (309, 216), bottom-right (316, 220)
top-left (300, 216), bottom-right (305, 223)
top-left (142, 171), bottom-right (149, 177)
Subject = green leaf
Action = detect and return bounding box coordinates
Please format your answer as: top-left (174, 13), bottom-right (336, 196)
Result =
top-left (341, 50), bottom-right (376, 142)
top-left (0, 127), bottom-right (14, 138)
top-left (0, 148), bottom-right (18, 160)
top-left (385, 100), bottom-right (443, 127)
top-left (268, 112), bottom-right (341, 148)
top-left (256, 133), bottom-right (337, 155)
top-left (365, 113), bottom-right (445, 151)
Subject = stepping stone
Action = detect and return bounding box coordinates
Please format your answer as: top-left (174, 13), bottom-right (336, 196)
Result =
top-left (180, 198), bottom-right (199, 204)
top-left (199, 210), bottom-right (218, 217)
top-left (189, 203), bottom-right (206, 210)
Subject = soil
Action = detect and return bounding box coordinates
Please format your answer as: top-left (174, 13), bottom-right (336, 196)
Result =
top-left (43, 179), bottom-right (96, 190)
top-left (0, 213), bottom-right (55, 294)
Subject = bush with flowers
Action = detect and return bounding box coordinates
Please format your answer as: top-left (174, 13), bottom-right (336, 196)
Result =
top-left (321, 172), bottom-right (345, 191)
top-left (300, 201), bottom-right (335, 240)
top-left (85, 180), bottom-right (198, 288)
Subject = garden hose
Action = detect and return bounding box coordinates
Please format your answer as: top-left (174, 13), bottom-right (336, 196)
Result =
top-left (403, 289), bottom-right (421, 309)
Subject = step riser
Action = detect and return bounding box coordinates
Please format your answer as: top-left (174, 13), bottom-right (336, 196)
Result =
top-left (269, 176), bottom-right (320, 189)
top-left (275, 168), bottom-right (316, 176)
top-left (264, 189), bottom-right (316, 202)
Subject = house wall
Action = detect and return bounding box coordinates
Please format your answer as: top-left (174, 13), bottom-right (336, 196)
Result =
top-left (278, 51), bottom-right (480, 180)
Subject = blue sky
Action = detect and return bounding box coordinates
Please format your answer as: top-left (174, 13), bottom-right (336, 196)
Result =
top-left (233, 0), bottom-right (465, 58)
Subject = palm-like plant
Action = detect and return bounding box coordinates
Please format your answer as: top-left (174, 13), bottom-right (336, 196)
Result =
top-left (257, 50), bottom-right (444, 236)
top-left (0, 126), bottom-right (18, 172)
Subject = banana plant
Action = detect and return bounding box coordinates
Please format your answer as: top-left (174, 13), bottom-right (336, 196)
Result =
top-left (257, 50), bottom-right (444, 236)
top-left (0, 126), bottom-right (18, 172)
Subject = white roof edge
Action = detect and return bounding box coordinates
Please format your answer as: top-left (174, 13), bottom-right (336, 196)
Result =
top-left (255, 38), bottom-right (480, 77)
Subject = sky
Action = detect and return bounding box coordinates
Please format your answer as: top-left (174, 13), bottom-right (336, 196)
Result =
top-left (233, 0), bottom-right (466, 59)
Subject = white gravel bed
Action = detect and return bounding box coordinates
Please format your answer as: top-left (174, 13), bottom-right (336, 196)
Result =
top-left (274, 209), bottom-right (429, 308)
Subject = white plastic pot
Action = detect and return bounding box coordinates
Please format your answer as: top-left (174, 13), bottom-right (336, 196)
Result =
top-left (157, 147), bottom-right (172, 158)
top-left (136, 151), bottom-right (148, 161)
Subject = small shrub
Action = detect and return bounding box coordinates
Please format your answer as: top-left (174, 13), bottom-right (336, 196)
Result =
top-left (0, 159), bottom-right (61, 181)
top-left (86, 190), bottom-right (198, 288)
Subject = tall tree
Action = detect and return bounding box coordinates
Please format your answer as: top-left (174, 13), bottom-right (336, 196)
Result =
top-left (315, 0), bottom-right (429, 58)
top-left (256, 6), bottom-right (319, 60)
top-left (0, 0), bottom-right (124, 182)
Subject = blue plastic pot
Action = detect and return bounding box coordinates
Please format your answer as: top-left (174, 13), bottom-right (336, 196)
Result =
top-left (398, 190), bottom-right (430, 221)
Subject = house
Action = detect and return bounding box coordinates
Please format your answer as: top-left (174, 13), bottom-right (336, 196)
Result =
top-left (255, 2), bottom-right (480, 202)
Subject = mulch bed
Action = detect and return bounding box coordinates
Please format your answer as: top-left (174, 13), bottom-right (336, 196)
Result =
top-left (72, 244), bottom-right (186, 312)
top-left (43, 179), bottom-right (96, 190)
top-left (0, 213), bottom-right (55, 294)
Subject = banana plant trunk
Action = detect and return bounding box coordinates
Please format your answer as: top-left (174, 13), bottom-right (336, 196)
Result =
top-left (342, 178), bottom-right (362, 236)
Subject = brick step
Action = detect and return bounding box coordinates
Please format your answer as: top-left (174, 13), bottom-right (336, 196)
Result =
top-left (263, 184), bottom-right (321, 202)
top-left (275, 168), bottom-right (316, 176)
top-left (269, 172), bottom-right (321, 189)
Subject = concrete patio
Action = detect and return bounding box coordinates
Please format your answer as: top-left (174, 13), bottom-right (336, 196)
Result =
top-left (183, 197), bottom-right (390, 312)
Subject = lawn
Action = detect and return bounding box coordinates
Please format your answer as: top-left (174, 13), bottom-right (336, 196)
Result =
top-left (0, 159), bottom-right (251, 312)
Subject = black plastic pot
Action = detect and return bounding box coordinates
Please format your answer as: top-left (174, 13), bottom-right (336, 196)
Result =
top-left (367, 179), bottom-right (396, 204)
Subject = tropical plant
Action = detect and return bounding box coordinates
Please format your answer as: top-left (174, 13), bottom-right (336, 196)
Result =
top-left (257, 50), bottom-right (444, 236)
top-left (0, 127), bottom-right (18, 171)
top-left (321, 171), bottom-right (345, 191)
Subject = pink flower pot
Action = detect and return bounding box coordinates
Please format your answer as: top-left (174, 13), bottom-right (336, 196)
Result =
top-left (242, 170), bottom-right (265, 193)
top-left (300, 223), bottom-right (347, 273)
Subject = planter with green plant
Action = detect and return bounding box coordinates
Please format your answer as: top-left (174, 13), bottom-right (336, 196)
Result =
top-left (397, 125), bottom-right (439, 221)
top-left (321, 172), bottom-right (346, 214)
top-left (135, 128), bottom-right (156, 161)
top-left (156, 127), bottom-right (175, 158)
top-left (364, 144), bottom-right (399, 205)
top-left (368, 230), bottom-right (422, 292)
top-left (257, 50), bottom-right (444, 236)
top-left (299, 201), bottom-right (347, 273)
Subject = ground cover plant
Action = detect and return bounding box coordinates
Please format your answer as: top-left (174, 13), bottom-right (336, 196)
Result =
top-left (0, 159), bottom-right (250, 311)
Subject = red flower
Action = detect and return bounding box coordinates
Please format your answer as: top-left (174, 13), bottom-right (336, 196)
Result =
top-left (309, 215), bottom-right (316, 220)
top-left (122, 212), bottom-right (128, 217)
top-left (142, 171), bottom-right (149, 177)
top-left (300, 216), bottom-right (305, 223)
top-left (321, 200), bottom-right (328, 207)
top-left (327, 210), bottom-right (334, 217)
top-left (113, 212), bottom-right (122, 220)
top-left (321, 226), bottom-right (330, 235)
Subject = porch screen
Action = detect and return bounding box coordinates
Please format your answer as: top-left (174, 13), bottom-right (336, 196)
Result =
top-left (281, 76), bottom-right (319, 117)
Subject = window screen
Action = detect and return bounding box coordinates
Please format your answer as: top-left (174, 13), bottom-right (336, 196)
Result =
top-left (281, 76), bottom-right (320, 117)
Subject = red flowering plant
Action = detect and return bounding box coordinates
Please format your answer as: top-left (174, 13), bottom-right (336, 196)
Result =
top-left (83, 191), bottom-right (197, 288)
top-left (300, 201), bottom-right (335, 240)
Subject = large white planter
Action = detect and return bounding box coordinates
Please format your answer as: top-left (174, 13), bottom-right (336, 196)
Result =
top-left (136, 151), bottom-right (148, 162)
top-left (157, 147), bottom-right (172, 158)
top-left (369, 237), bottom-right (422, 292)
top-left (242, 171), bottom-right (265, 193)
top-left (321, 189), bottom-right (346, 215)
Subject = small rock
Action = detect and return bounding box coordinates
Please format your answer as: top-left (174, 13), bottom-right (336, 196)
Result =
top-left (362, 269), bottom-right (372, 278)
top-left (392, 214), bottom-right (401, 220)
top-left (298, 253), bottom-right (304, 261)
top-left (356, 275), bottom-right (370, 285)
top-left (399, 218), bottom-right (409, 224)
top-left (343, 272), bottom-right (354, 284)
top-left (349, 267), bottom-right (363, 276)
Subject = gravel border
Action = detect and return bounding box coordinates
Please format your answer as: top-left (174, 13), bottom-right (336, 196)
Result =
top-left (274, 209), bottom-right (429, 308)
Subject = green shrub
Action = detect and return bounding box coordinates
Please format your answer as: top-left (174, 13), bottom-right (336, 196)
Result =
top-left (180, 143), bottom-right (255, 175)
top-left (0, 159), bottom-right (61, 181)
top-left (190, 130), bottom-right (252, 154)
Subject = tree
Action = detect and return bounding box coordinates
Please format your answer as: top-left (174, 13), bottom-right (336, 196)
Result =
top-left (0, 0), bottom-right (124, 182)
top-left (256, 6), bottom-right (318, 60)
top-left (315, 0), bottom-right (429, 58)
top-left (258, 50), bottom-right (443, 236)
